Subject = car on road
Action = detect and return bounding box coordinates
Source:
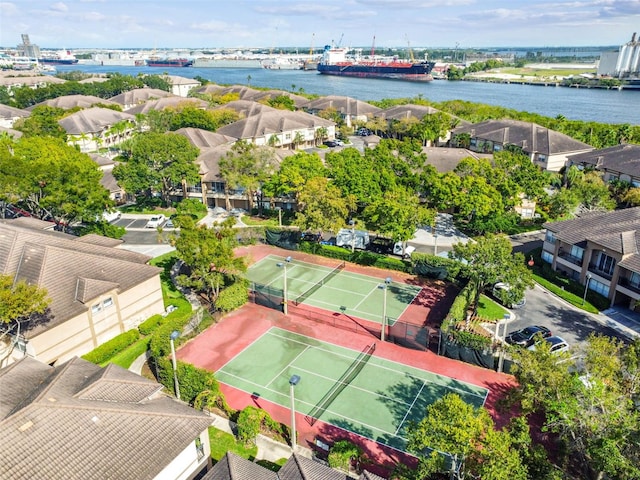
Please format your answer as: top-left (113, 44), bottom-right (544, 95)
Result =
top-left (145, 214), bottom-right (166, 228)
top-left (323, 140), bottom-right (338, 147)
top-left (506, 325), bottom-right (552, 346)
top-left (528, 335), bottom-right (570, 354)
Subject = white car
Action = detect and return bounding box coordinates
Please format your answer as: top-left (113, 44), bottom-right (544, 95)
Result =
top-left (98, 210), bottom-right (121, 223)
top-left (528, 335), bottom-right (570, 354)
top-left (145, 214), bottom-right (166, 228)
top-left (492, 282), bottom-right (526, 309)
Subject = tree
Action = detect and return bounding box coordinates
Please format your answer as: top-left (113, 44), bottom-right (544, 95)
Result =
top-left (363, 186), bottom-right (435, 252)
top-left (295, 177), bottom-right (355, 233)
top-left (325, 148), bottom-right (382, 208)
top-left (174, 218), bottom-right (247, 307)
top-left (0, 274), bottom-right (50, 362)
top-left (0, 136), bottom-right (112, 226)
top-left (261, 151), bottom-right (326, 209)
top-left (450, 233), bottom-right (534, 311)
top-left (406, 393), bottom-right (528, 480)
top-left (510, 335), bottom-right (640, 480)
top-left (218, 141), bottom-right (278, 212)
top-left (13, 105), bottom-right (67, 139)
top-left (113, 131), bottom-right (200, 206)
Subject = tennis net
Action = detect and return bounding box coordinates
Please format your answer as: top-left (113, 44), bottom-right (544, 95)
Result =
top-left (294, 261), bottom-right (345, 306)
top-left (305, 342), bottom-right (376, 426)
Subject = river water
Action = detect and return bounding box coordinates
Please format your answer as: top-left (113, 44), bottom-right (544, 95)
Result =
top-left (56, 65), bottom-right (639, 125)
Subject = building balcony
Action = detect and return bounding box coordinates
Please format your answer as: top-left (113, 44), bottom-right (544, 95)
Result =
top-left (587, 264), bottom-right (614, 281)
top-left (618, 276), bottom-right (640, 295)
top-left (557, 251), bottom-right (584, 266)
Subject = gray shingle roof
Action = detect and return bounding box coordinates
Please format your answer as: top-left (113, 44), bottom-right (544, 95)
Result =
top-left (305, 95), bottom-right (382, 118)
top-left (58, 107), bottom-right (135, 135)
top-left (422, 147), bottom-right (491, 173)
top-left (28, 94), bottom-right (118, 111)
top-left (380, 103), bottom-right (440, 120)
top-left (216, 110), bottom-right (334, 140)
top-left (0, 104), bottom-right (30, 120)
top-left (175, 127), bottom-right (236, 149)
top-left (0, 221), bottom-right (159, 336)
top-left (567, 143), bottom-right (640, 177)
top-left (205, 452), bottom-right (279, 480)
top-left (109, 87), bottom-right (176, 106)
top-left (247, 90), bottom-right (310, 108)
top-left (452, 119), bottom-right (592, 155)
top-left (125, 96), bottom-right (208, 114)
top-left (0, 356), bottom-right (212, 480)
top-left (213, 99), bottom-right (279, 117)
top-left (197, 145), bottom-right (295, 182)
top-left (544, 207), bottom-right (640, 273)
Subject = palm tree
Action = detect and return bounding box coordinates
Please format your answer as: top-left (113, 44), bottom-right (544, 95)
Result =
top-left (292, 131), bottom-right (305, 150)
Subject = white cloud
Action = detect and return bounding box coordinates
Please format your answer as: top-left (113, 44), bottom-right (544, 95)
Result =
top-left (50, 2), bottom-right (68, 12)
top-left (0, 2), bottom-right (18, 15)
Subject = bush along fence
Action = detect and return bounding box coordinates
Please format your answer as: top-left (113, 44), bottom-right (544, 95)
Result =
top-left (438, 281), bottom-right (497, 370)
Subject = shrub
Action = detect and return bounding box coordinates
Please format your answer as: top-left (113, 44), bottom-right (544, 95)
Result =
top-left (82, 329), bottom-right (140, 364)
top-left (138, 314), bottom-right (163, 335)
top-left (175, 198), bottom-right (207, 217)
top-left (328, 440), bottom-right (362, 471)
top-left (236, 406), bottom-right (264, 445)
top-left (216, 280), bottom-right (249, 312)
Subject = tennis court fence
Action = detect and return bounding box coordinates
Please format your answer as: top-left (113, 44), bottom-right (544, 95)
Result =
top-left (249, 283), bottom-right (432, 352)
top-left (305, 342), bottom-right (376, 426)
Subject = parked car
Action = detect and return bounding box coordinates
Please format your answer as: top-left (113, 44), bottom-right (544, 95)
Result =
top-left (506, 325), bottom-right (552, 346)
top-left (357, 128), bottom-right (372, 136)
top-left (528, 335), bottom-right (570, 354)
top-left (492, 282), bottom-right (526, 309)
top-left (145, 214), bottom-right (166, 228)
top-left (323, 140), bottom-right (338, 147)
top-left (99, 210), bottom-right (121, 223)
top-left (164, 218), bottom-right (174, 228)
top-left (229, 208), bottom-right (246, 217)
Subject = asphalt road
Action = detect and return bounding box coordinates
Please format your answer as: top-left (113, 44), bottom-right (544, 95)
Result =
top-left (506, 284), bottom-right (630, 347)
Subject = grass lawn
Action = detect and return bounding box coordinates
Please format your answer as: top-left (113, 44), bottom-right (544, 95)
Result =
top-left (209, 427), bottom-right (257, 462)
top-left (476, 294), bottom-right (509, 321)
top-left (533, 273), bottom-right (599, 314)
top-left (242, 215), bottom-right (279, 227)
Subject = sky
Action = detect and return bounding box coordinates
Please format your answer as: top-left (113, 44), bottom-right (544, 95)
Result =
top-left (1, 0), bottom-right (639, 50)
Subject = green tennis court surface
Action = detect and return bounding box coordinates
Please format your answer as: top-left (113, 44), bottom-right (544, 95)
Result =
top-left (247, 255), bottom-right (422, 325)
top-left (216, 327), bottom-right (488, 452)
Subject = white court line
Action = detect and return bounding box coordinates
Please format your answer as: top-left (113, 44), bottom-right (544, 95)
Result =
top-left (264, 345), bottom-right (310, 388)
top-left (394, 381), bottom-right (426, 435)
top-left (216, 328), bottom-right (273, 371)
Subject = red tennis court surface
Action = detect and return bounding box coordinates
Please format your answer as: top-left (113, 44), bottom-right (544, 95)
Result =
top-left (177, 245), bottom-right (518, 477)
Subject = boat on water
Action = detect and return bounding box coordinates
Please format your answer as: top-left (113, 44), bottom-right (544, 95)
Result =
top-left (317, 45), bottom-right (435, 82)
top-left (261, 56), bottom-right (303, 70)
top-left (146, 58), bottom-right (193, 67)
top-left (38, 50), bottom-right (78, 65)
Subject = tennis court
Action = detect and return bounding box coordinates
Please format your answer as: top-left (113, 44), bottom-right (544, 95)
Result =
top-left (216, 327), bottom-right (489, 452)
top-left (247, 254), bottom-right (422, 325)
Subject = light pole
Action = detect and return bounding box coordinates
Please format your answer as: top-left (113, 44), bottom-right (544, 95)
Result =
top-left (169, 330), bottom-right (181, 400)
top-left (349, 219), bottom-right (356, 253)
top-left (583, 274), bottom-right (592, 305)
top-left (289, 374), bottom-right (301, 450)
top-left (277, 256), bottom-right (292, 314)
top-left (379, 277), bottom-right (392, 342)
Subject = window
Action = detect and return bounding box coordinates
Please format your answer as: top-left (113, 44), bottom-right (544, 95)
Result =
top-left (630, 272), bottom-right (640, 289)
top-left (589, 278), bottom-right (610, 298)
top-left (570, 245), bottom-right (584, 261)
top-left (541, 250), bottom-right (553, 263)
top-left (597, 252), bottom-right (616, 275)
top-left (103, 297), bottom-right (114, 308)
top-left (545, 231), bottom-right (556, 244)
top-left (91, 304), bottom-right (102, 314)
top-left (538, 154), bottom-right (547, 163)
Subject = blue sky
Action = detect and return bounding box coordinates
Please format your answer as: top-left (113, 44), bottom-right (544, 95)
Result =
top-left (1, 0), bottom-right (639, 49)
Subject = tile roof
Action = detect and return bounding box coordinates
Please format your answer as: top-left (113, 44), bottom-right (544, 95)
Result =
top-left (217, 85), bottom-right (262, 99)
top-left (125, 96), bottom-right (208, 114)
top-left (567, 143), bottom-right (640, 177)
top-left (197, 145), bottom-right (295, 182)
top-left (421, 147), bottom-right (491, 173)
top-left (58, 107), bottom-right (135, 135)
top-left (205, 452), bottom-right (279, 480)
top-left (161, 74), bottom-right (201, 86)
top-left (544, 207), bottom-right (640, 273)
top-left (175, 127), bottom-right (236, 149)
top-left (216, 110), bottom-right (334, 140)
top-left (213, 99), bottom-right (279, 117)
top-left (247, 90), bottom-right (310, 108)
top-left (304, 95), bottom-right (382, 118)
top-left (0, 356), bottom-right (212, 480)
top-left (108, 87), bottom-right (176, 106)
top-left (0, 104), bottom-right (30, 120)
top-left (0, 221), bottom-right (159, 336)
top-left (452, 119), bottom-right (592, 155)
top-left (28, 94), bottom-right (118, 111)
top-left (193, 84), bottom-right (227, 95)
top-left (380, 103), bottom-right (440, 120)
top-left (278, 454), bottom-right (350, 480)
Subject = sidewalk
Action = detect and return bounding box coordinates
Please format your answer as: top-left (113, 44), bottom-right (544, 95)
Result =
top-left (598, 307), bottom-right (640, 339)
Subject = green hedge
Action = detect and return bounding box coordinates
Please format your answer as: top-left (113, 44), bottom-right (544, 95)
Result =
top-left (236, 406), bottom-right (290, 445)
top-left (298, 242), bottom-right (412, 273)
top-left (82, 329), bottom-right (140, 364)
top-left (328, 440), bottom-right (362, 471)
top-left (138, 314), bottom-right (163, 335)
top-left (216, 279), bottom-right (249, 312)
